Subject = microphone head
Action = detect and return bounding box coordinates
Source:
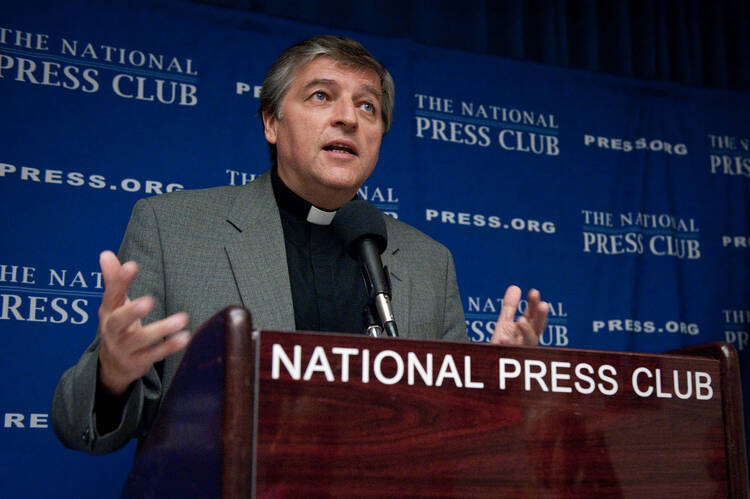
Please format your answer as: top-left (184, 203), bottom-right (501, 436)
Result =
top-left (331, 199), bottom-right (387, 256)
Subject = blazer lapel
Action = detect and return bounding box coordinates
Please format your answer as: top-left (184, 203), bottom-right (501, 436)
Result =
top-left (224, 172), bottom-right (296, 332)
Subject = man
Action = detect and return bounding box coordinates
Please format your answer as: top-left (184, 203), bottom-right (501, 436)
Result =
top-left (51, 35), bottom-right (549, 455)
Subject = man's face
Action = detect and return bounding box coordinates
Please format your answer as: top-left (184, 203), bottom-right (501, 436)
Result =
top-left (263, 56), bottom-right (384, 210)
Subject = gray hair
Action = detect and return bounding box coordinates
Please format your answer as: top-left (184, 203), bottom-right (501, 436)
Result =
top-left (259, 35), bottom-right (395, 164)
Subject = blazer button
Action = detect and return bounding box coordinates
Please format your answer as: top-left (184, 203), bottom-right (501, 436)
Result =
top-left (81, 428), bottom-right (91, 444)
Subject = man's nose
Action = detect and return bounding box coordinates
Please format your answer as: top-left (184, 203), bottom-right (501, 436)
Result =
top-left (331, 99), bottom-right (358, 129)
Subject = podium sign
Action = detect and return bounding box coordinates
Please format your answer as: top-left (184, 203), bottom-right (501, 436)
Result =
top-left (123, 308), bottom-right (746, 497)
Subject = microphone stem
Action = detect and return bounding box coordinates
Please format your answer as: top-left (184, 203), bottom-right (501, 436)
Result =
top-left (383, 321), bottom-right (398, 338)
top-left (373, 292), bottom-right (398, 337)
top-left (363, 304), bottom-right (383, 337)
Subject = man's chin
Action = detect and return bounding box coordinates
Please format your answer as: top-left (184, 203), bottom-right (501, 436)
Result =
top-left (318, 170), bottom-right (368, 191)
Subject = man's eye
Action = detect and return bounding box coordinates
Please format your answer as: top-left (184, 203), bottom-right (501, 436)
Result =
top-left (361, 102), bottom-right (374, 113)
top-left (312, 91), bottom-right (327, 101)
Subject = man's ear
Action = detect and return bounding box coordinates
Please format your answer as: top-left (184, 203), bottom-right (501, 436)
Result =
top-left (262, 110), bottom-right (278, 144)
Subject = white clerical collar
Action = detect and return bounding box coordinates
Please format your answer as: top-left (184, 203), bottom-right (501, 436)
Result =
top-left (271, 166), bottom-right (340, 225)
top-left (306, 205), bottom-right (337, 225)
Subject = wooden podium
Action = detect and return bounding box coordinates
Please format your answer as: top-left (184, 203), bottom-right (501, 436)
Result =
top-left (122, 307), bottom-right (748, 498)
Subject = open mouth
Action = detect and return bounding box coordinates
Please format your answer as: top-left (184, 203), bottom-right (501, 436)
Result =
top-left (322, 142), bottom-right (357, 156)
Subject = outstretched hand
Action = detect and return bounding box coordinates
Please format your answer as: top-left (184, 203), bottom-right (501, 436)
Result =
top-left (96, 250), bottom-right (191, 396)
top-left (491, 285), bottom-right (548, 346)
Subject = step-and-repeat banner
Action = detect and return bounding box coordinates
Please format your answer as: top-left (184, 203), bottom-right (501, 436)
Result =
top-left (3, 1), bottom-right (749, 496)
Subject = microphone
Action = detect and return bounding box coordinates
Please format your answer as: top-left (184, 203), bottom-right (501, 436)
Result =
top-left (332, 200), bottom-right (398, 337)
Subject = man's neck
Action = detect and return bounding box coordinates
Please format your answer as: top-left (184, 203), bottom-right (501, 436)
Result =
top-left (275, 168), bottom-right (356, 210)
top-left (271, 166), bottom-right (340, 225)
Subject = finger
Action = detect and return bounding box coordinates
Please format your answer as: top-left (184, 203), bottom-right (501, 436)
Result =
top-left (98, 328), bottom-right (190, 397)
top-left (490, 322), bottom-right (514, 344)
top-left (102, 295), bottom-right (155, 342)
top-left (100, 250), bottom-right (124, 292)
top-left (525, 289), bottom-right (549, 337)
top-left (529, 301), bottom-right (549, 339)
top-left (524, 289), bottom-right (541, 318)
top-left (491, 314), bottom-right (528, 345)
top-left (98, 312), bottom-right (189, 396)
top-left (120, 312), bottom-right (190, 353)
top-left (499, 285), bottom-right (521, 322)
top-left (135, 330), bottom-right (192, 367)
top-left (108, 261), bottom-right (138, 307)
top-left (100, 252), bottom-right (138, 311)
top-left (516, 315), bottom-right (539, 346)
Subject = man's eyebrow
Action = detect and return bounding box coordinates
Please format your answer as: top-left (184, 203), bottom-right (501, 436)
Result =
top-left (300, 78), bottom-right (338, 91)
top-left (359, 84), bottom-right (382, 100)
top-left (299, 79), bottom-right (381, 100)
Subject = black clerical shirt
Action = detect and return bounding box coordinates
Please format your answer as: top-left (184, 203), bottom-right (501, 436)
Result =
top-left (271, 167), bottom-right (369, 335)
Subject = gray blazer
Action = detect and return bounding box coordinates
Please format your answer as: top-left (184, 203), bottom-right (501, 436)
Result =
top-left (51, 171), bottom-right (466, 455)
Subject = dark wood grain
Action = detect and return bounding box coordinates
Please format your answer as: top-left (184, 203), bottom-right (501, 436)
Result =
top-left (253, 332), bottom-right (732, 498)
top-left (221, 307), bottom-right (255, 498)
top-left (671, 342), bottom-right (748, 499)
top-left (121, 309), bottom-right (747, 498)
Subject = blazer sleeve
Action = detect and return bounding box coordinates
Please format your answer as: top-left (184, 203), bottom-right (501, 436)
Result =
top-left (51, 198), bottom-right (168, 455)
top-left (441, 250), bottom-right (467, 342)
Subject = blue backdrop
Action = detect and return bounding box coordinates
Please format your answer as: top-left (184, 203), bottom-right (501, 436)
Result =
top-left (2, 1), bottom-right (749, 497)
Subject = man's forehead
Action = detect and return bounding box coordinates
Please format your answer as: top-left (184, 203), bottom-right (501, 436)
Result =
top-left (292, 56), bottom-right (381, 94)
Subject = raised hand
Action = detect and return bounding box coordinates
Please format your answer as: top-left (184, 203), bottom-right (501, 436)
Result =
top-left (491, 285), bottom-right (548, 346)
top-left (96, 250), bottom-right (190, 396)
